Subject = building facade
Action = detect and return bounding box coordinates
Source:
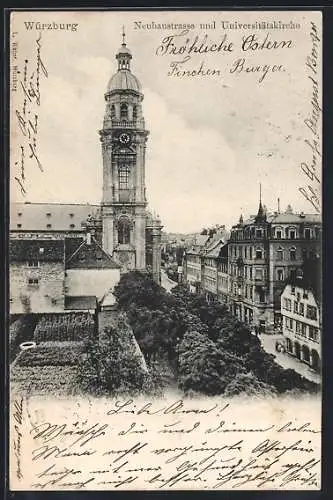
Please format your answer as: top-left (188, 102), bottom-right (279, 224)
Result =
top-left (228, 203), bottom-right (321, 333)
top-left (281, 282), bottom-right (321, 372)
top-left (183, 203), bottom-right (321, 334)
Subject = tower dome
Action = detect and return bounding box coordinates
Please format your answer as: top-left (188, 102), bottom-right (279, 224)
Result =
top-left (106, 29), bottom-right (142, 93)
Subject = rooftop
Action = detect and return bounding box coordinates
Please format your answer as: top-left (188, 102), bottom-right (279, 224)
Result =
top-left (10, 202), bottom-right (100, 232)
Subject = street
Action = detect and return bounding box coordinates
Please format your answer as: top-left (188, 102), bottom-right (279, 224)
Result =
top-left (260, 333), bottom-right (321, 385)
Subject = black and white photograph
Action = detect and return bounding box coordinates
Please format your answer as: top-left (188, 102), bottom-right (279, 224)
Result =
top-left (9, 10), bottom-right (322, 490)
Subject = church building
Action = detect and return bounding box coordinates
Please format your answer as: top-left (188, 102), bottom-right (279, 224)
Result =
top-left (9, 33), bottom-right (163, 316)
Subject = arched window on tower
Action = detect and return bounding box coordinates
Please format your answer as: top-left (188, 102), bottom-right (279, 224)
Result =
top-left (120, 103), bottom-right (128, 120)
top-left (133, 105), bottom-right (137, 121)
top-left (111, 104), bottom-right (116, 119)
top-left (118, 218), bottom-right (131, 245)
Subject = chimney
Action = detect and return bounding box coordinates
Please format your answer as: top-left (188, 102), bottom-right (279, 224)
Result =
top-left (86, 232), bottom-right (91, 245)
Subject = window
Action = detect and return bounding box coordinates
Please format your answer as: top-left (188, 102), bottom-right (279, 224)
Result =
top-left (249, 247), bottom-right (253, 259)
top-left (46, 212), bottom-right (51, 217)
top-left (291, 286), bottom-right (295, 295)
top-left (39, 247), bottom-right (44, 254)
top-left (233, 246), bottom-right (237, 257)
top-left (244, 247), bottom-right (247, 259)
top-left (111, 104), bottom-right (116, 119)
top-left (289, 230), bottom-right (296, 239)
top-left (277, 247), bottom-right (284, 260)
top-left (294, 301), bottom-right (299, 314)
top-left (27, 260), bottom-right (39, 267)
top-left (285, 317), bottom-right (293, 329)
top-left (120, 103), bottom-right (128, 120)
top-left (304, 228), bottom-right (311, 240)
top-left (256, 229), bottom-right (262, 238)
top-left (284, 298), bottom-right (292, 311)
top-left (289, 269), bottom-right (296, 281)
top-left (17, 224), bottom-right (22, 228)
top-left (256, 248), bottom-right (263, 259)
top-left (290, 248), bottom-right (296, 261)
top-left (28, 278), bottom-right (39, 286)
top-left (276, 229), bottom-right (282, 239)
top-left (306, 305), bottom-right (317, 321)
top-left (296, 321), bottom-right (301, 333)
top-left (69, 224), bottom-right (75, 228)
top-left (309, 326), bottom-right (319, 341)
top-left (118, 218), bottom-right (131, 245)
top-left (277, 269), bottom-right (284, 281)
top-left (133, 105), bottom-right (137, 121)
top-left (46, 224), bottom-right (52, 228)
top-left (301, 323), bottom-right (307, 337)
top-left (303, 291), bottom-right (308, 299)
top-left (255, 268), bottom-right (263, 280)
top-left (69, 213), bottom-right (74, 218)
top-left (299, 302), bottom-right (304, 316)
top-left (249, 286), bottom-right (253, 300)
top-left (119, 164), bottom-right (130, 189)
top-left (249, 267), bottom-right (253, 279)
top-left (259, 289), bottom-right (265, 303)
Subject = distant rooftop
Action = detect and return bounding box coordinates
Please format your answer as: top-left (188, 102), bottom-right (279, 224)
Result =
top-left (10, 202), bottom-right (100, 232)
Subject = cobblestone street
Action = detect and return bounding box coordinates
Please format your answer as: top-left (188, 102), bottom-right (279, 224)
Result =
top-left (260, 333), bottom-right (321, 385)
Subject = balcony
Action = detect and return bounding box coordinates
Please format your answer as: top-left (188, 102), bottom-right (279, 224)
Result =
top-left (103, 119), bottom-right (145, 129)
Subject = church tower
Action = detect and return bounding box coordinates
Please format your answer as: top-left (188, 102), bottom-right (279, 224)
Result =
top-left (100, 30), bottom-right (148, 273)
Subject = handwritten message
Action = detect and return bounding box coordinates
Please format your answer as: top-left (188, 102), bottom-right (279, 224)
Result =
top-left (10, 396), bottom-right (321, 491)
top-left (11, 30), bottom-right (48, 196)
top-left (299, 21), bottom-right (321, 213)
top-left (154, 29), bottom-right (292, 83)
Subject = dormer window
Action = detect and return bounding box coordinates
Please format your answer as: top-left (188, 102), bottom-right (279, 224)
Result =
top-left (18, 212), bottom-right (22, 217)
top-left (69, 213), bottom-right (74, 218)
top-left (17, 224), bottom-right (22, 228)
top-left (69, 224), bottom-right (75, 228)
top-left (46, 212), bottom-right (51, 217)
top-left (275, 227), bottom-right (282, 238)
top-left (46, 224), bottom-right (52, 228)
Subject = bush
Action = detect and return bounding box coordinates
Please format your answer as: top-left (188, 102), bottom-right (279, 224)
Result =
top-left (77, 314), bottom-right (149, 396)
top-left (34, 313), bottom-right (95, 342)
top-left (16, 342), bottom-right (85, 367)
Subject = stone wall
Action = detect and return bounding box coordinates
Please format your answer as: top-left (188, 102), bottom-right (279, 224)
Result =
top-left (10, 262), bottom-right (65, 314)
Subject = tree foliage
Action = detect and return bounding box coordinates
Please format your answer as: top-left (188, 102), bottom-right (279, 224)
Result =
top-left (112, 272), bottom-right (319, 397)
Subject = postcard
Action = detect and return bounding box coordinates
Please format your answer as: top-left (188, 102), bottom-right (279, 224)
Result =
top-left (9, 10), bottom-right (322, 490)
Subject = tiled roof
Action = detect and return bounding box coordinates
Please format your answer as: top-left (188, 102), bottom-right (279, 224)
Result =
top-left (268, 213), bottom-right (322, 224)
top-left (66, 237), bottom-right (120, 270)
top-left (10, 239), bottom-right (64, 262)
top-left (10, 202), bottom-right (100, 232)
top-left (65, 296), bottom-right (97, 310)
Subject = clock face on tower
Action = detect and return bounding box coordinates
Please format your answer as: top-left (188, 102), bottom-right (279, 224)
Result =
top-left (119, 132), bottom-right (131, 145)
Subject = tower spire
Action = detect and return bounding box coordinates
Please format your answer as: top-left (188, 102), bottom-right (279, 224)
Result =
top-left (255, 183), bottom-right (266, 222)
top-left (122, 25), bottom-right (126, 46)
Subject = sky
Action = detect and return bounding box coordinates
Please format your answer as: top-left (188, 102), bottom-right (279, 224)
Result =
top-left (10, 11), bottom-right (322, 232)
